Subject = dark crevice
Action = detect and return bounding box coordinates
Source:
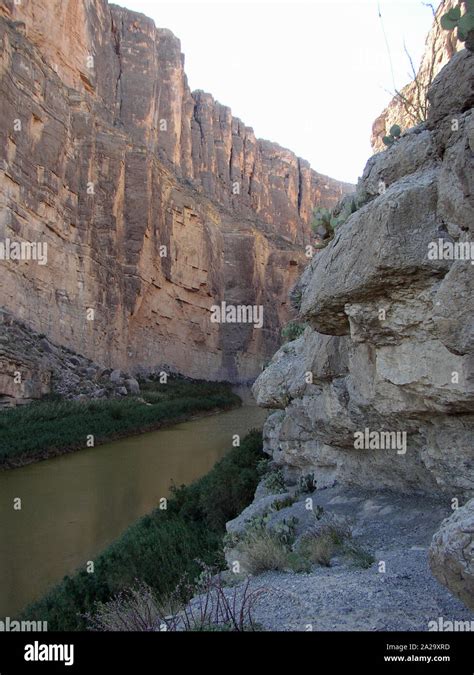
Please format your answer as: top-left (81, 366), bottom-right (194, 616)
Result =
top-left (111, 15), bottom-right (124, 121)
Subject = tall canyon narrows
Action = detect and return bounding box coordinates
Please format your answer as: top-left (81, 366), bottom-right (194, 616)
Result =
top-left (0, 0), bottom-right (351, 383)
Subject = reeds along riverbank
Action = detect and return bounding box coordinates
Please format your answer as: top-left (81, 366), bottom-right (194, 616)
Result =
top-left (0, 377), bottom-right (241, 469)
top-left (20, 429), bottom-right (264, 631)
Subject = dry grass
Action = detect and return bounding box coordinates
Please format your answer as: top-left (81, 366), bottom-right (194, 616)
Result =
top-left (243, 531), bottom-right (293, 575)
top-left (297, 532), bottom-right (339, 567)
top-left (86, 582), bottom-right (171, 632)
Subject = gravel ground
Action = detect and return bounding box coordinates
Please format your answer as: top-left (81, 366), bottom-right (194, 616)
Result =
top-left (222, 487), bottom-right (474, 631)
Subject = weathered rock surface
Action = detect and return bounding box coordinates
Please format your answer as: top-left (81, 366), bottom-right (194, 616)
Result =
top-left (430, 499), bottom-right (474, 610)
top-left (371, 0), bottom-right (464, 152)
top-left (219, 487), bottom-right (474, 631)
top-left (0, 309), bottom-right (140, 402)
top-left (0, 0), bottom-right (350, 384)
top-left (253, 50), bottom-right (474, 505)
top-left (248, 49), bottom-right (474, 615)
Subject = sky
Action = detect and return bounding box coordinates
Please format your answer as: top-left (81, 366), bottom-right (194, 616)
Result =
top-left (117, 0), bottom-right (438, 184)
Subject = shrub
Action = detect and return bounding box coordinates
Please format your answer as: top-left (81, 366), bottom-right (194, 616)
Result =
top-left (21, 430), bottom-right (264, 630)
top-left (86, 582), bottom-right (168, 632)
top-left (281, 321), bottom-right (306, 343)
top-left (244, 530), bottom-right (293, 575)
top-left (172, 564), bottom-right (265, 631)
top-left (382, 124), bottom-right (402, 147)
top-left (270, 495), bottom-right (297, 511)
top-left (441, 2), bottom-right (474, 51)
top-left (342, 541), bottom-right (375, 569)
top-left (88, 564), bottom-right (266, 632)
top-left (0, 379), bottom-right (241, 466)
top-left (263, 469), bottom-right (287, 494)
top-left (232, 515), bottom-right (299, 575)
top-left (297, 532), bottom-right (339, 567)
top-left (311, 193), bottom-right (366, 248)
top-left (298, 472), bottom-right (317, 494)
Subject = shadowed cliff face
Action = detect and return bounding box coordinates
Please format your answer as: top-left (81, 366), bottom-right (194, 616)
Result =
top-left (0, 0), bottom-right (351, 382)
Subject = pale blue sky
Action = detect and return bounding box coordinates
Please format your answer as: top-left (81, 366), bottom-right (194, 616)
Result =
top-left (117, 0), bottom-right (438, 183)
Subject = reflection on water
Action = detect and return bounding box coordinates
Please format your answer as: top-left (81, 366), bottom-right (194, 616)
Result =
top-left (0, 399), bottom-right (267, 616)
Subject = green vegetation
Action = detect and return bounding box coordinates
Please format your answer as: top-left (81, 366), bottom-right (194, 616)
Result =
top-left (262, 468), bottom-right (287, 494)
top-left (227, 500), bottom-right (373, 576)
top-left (297, 531), bottom-right (339, 567)
top-left (0, 377), bottom-right (240, 467)
top-left (20, 430), bottom-right (264, 630)
top-left (231, 515), bottom-right (307, 575)
top-left (342, 541), bottom-right (375, 569)
top-left (270, 495), bottom-right (297, 511)
top-left (281, 321), bottom-right (307, 343)
top-left (382, 124), bottom-right (402, 147)
top-left (311, 192), bottom-right (369, 249)
top-left (441, 2), bottom-right (474, 51)
top-left (297, 472), bottom-right (317, 494)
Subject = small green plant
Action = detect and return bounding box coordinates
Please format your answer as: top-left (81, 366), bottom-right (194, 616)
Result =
top-left (311, 206), bottom-right (345, 240)
top-left (281, 321), bottom-right (306, 343)
top-left (342, 542), bottom-right (375, 569)
top-left (256, 458), bottom-right (270, 477)
top-left (298, 472), bottom-right (317, 494)
top-left (382, 124), bottom-right (402, 147)
top-left (312, 206), bottom-right (334, 233)
top-left (297, 532), bottom-right (339, 567)
top-left (441, 2), bottom-right (474, 51)
top-left (263, 469), bottom-right (287, 494)
top-left (312, 194), bottom-right (366, 248)
top-left (270, 495), bottom-right (297, 512)
top-left (243, 530), bottom-right (293, 574)
top-left (290, 288), bottom-right (303, 312)
top-left (238, 517), bottom-right (299, 574)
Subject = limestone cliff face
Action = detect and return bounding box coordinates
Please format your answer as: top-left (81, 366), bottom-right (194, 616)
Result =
top-left (253, 50), bottom-right (474, 500)
top-left (0, 0), bottom-right (351, 383)
top-left (371, 0), bottom-right (464, 153)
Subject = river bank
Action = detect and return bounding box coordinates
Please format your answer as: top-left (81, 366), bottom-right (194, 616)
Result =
top-left (0, 399), bottom-right (267, 617)
top-left (0, 377), bottom-right (241, 470)
top-left (18, 429), bottom-right (265, 630)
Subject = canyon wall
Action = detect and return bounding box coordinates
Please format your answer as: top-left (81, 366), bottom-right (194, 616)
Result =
top-left (0, 0), bottom-right (351, 383)
top-left (253, 49), bottom-right (474, 500)
top-left (371, 0), bottom-right (463, 152)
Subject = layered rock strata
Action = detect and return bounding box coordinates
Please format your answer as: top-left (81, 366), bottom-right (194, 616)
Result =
top-left (0, 0), bottom-right (350, 383)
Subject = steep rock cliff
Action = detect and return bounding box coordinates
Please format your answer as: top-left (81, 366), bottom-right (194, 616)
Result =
top-left (253, 49), bottom-right (474, 500)
top-left (0, 0), bottom-right (351, 383)
top-left (250, 47), bottom-right (474, 613)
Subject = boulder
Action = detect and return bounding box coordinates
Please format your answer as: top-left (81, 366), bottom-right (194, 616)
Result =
top-left (125, 377), bottom-right (140, 395)
top-left (429, 499), bottom-right (474, 610)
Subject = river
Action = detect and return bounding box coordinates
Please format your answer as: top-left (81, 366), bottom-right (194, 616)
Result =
top-left (0, 391), bottom-right (267, 616)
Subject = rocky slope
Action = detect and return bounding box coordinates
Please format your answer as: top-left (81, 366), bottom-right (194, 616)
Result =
top-left (0, 0), bottom-right (351, 388)
top-left (371, 0), bottom-right (463, 152)
top-left (220, 487), bottom-right (473, 630)
top-left (0, 308), bottom-right (141, 407)
top-left (247, 48), bottom-right (474, 616)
